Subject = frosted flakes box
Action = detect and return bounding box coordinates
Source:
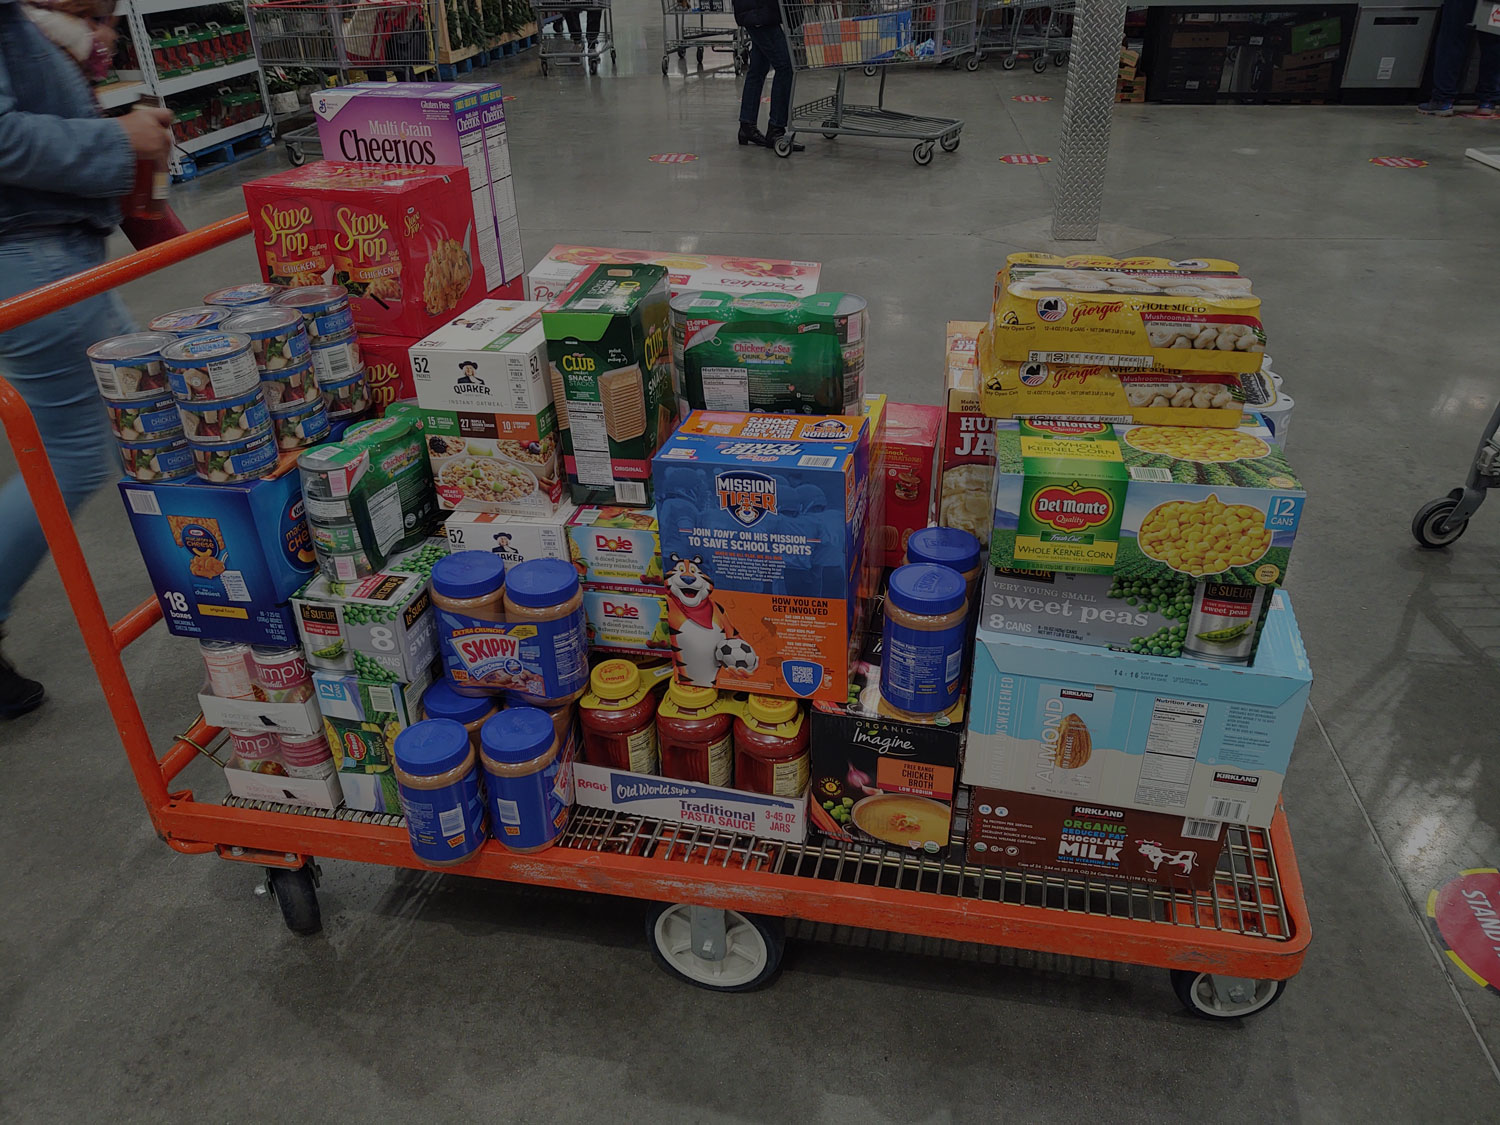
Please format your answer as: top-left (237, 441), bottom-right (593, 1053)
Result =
top-left (526, 244), bottom-right (822, 302)
top-left (652, 410), bottom-right (872, 703)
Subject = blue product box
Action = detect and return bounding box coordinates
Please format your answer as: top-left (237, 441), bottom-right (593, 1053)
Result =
top-left (965, 590), bottom-right (1311, 828)
top-left (119, 469), bottom-right (315, 646)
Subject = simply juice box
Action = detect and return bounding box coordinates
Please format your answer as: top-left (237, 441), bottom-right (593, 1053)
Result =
top-left (544, 264), bottom-right (674, 507)
top-left (988, 418), bottom-right (1304, 663)
top-left (652, 410), bottom-right (872, 703)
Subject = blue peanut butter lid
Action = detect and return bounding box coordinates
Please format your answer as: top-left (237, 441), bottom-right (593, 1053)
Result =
top-left (505, 558), bottom-right (579, 609)
top-left (394, 718), bottom-right (472, 776)
top-left (431, 551), bottom-right (506, 601)
top-left (480, 706), bottom-right (556, 764)
top-left (906, 527), bottom-right (982, 573)
top-left (887, 563), bottom-right (967, 617)
top-left (423, 680), bottom-right (497, 726)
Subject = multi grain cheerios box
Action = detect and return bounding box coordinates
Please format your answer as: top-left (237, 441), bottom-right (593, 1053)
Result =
top-left (652, 410), bottom-right (872, 703)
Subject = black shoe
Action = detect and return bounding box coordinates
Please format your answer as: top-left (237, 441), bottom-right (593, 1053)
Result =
top-left (0, 632), bottom-right (44, 720)
top-left (738, 122), bottom-right (769, 147)
top-left (766, 126), bottom-right (804, 152)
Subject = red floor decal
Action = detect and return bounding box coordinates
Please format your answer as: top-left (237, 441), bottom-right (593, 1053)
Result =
top-left (999, 153), bottom-right (1050, 164)
top-left (1012, 95), bottom-right (1052, 102)
top-left (1428, 868), bottom-right (1500, 992)
top-left (1369, 156), bottom-right (1429, 168)
top-left (649, 153), bottom-right (699, 164)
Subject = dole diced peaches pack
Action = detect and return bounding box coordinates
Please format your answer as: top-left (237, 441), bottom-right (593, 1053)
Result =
top-left (243, 162), bottom-right (486, 340)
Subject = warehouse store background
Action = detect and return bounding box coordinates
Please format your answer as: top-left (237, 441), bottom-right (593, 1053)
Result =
top-left (4, 1), bottom-right (1500, 1118)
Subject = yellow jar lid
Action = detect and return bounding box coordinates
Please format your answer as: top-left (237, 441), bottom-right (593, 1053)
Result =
top-left (745, 694), bottom-right (799, 725)
top-left (666, 679), bottom-right (718, 710)
top-left (589, 659), bottom-right (641, 702)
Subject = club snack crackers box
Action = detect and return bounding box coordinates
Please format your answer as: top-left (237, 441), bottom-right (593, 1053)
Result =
top-left (119, 470), bottom-right (315, 646)
top-left (442, 504), bottom-right (575, 564)
top-left (878, 402), bottom-right (943, 567)
top-left (526, 244), bottom-right (822, 302)
top-left (809, 631), bottom-right (965, 855)
top-left (314, 666), bottom-right (436, 814)
top-left (243, 162), bottom-right (487, 339)
top-left (937, 321), bottom-right (995, 545)
top-left (984, 254), bottom-right (1265, 375)
top-left (359, 334), bottom-right (417, 412)
top-left (669, 291), bottom-right (866, 418)
top-left (989, 418), bottom-right (1303, 663)
top-left (980, 357), bottom-right (1246, 429)
top-left (965, 789), bottom-right (1226, 892)
top-left (312, 81), bottom-right (520, 287)
top-left (652, 410), bottom-right (873, 703)
top-left (965, 591), bottom-right (1311, 829)
top-left (544, 264), bottom-right (674, 507)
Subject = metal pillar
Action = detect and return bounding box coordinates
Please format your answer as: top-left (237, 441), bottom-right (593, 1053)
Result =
top-left (1051, 0), bottom-right (1129, 240)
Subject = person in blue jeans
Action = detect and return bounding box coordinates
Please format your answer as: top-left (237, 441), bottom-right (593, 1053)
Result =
top-left (1419, 0), bottom-right (1500, 115)
top-left (733, 0), bottom-right (803, 150)
top-left (0, 0), bottom-right (174, 719)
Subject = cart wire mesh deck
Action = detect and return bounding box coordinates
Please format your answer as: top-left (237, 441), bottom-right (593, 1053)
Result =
top-left (535, 0), bottom-right (617, 74)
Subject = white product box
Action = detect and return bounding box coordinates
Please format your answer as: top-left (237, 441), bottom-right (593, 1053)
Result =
top-left (442, 504), bottom-right (576, 564)
top-left (223, 763), bottom-right (344, 810)
top-left (965, 591), bottom-right (1312, 828)
top-left (571, 763), bottom-right (808, 842)
top-left (525, 245), bottom-right (823, 302)
top-left (410, 300), bottom-right (552, 415)
top-left (198, 691), bottom-right (323, 737)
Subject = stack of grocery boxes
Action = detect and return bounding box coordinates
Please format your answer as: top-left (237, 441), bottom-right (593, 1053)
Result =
top-left (957, 253), bottom-right (1311, 890)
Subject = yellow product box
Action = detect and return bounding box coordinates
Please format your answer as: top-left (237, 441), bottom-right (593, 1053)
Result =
top-left (979, 350), bottom-right (1245, 428)
top-left (937, 321), bottom-right (995, 544)
top-left (986, 254), bottom-right (1265, 375)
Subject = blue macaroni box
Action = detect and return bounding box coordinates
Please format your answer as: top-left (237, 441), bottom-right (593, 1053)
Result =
top-left (119, 469), bottom-right (315, 646)
top-left (652, 410), bottom-right (871, 702)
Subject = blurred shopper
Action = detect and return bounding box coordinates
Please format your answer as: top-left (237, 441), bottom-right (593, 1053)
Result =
top-left (0, 0), bottom-right (174, 718)
top-left (733, 0), bottom-right (803, 150)
top-left (1418, 0), bottom-right (1500, 115)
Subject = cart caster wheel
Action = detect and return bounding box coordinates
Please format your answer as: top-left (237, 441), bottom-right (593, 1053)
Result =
top-left (1001, 54), bottom-right (1017, 70)
top-left (611, 49), bottom-right (617, 62)
top-left (285, 143), bottom-right (305, 167)
top-left (940, 131), bottom-right (960, 151)
top-left (646, 903), bottom-right (785, 991)
top-left (863, 64), bottom-right (878, 76)
top-left (590, 58), bottom-right (599, 74)
top-left (697, 46), bottom-right (704, 66)
top-left (821, 119), bottom-right (839, 140)
top-left (965, 53), bottom-right (980, 71)
top-left (914, 141), bottom-right (934, 165)
top-left (1032, 56), bottom-right (1048, 73)
top-left (541, 61), bottom-right (549, 76)
top-left (266, 864), bottom-right (321, 936)
top-left (1412, 492), bottom-right (1470, 548)
top-left (661, 56), bottom-right (669, 74)
top-left (1053, 51), bottom-right (1068, 65)
top-left (678, 48), bottom-right (686, 61)
top-left (773, 135), bottom-right (794, 157)
top-left (1170, 970), bottom-right (1284, 1019)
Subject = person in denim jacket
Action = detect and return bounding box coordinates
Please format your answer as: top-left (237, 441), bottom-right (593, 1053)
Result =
top-left (0, 0), bottom-right (173, 719)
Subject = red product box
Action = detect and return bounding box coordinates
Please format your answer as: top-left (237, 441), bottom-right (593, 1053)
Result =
top-left (242, 162), bottom-right (486, 339)
top-left (878, 402), bottom-right (943, 567)
top-left (937, 320), bottom-right (995, 546)
top-left (358, 334), bottom-right (418, 413)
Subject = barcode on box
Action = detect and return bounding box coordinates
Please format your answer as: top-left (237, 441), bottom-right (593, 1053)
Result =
top-left (1205, 797), bottom-right (1249, 822)
top-left (1130, 467), bottom-right (1172, 482)
top-left (798, 455), bottom-right (837, 468)
top-left (126, 489), bottom-right (162, 516)
top-left (1181, 817), bottom-right (1222, 841)
top-left (438, 806), bottom-right (465, 838)
top-left (614, 481), bottom-right (646, 504)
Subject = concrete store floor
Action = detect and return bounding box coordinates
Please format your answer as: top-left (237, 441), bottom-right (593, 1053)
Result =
top-left (5, 6), bottom-right (1500, 1118)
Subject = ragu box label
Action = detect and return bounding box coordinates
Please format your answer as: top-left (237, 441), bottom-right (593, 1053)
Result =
top-left (938, 321), bottom-right (996, 545)
top-left (358, 334), bottom-right (417, 412)
top-left (879, 402), bottom-right (943, 567)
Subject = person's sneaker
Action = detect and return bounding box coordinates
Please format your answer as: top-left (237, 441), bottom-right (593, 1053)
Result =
top-left (1418, 99), bottom-right (1456, 116)
top-left (0, 632), bottom-right (44, 720)
top-left (1473, 102), bottom-right (1496, 117)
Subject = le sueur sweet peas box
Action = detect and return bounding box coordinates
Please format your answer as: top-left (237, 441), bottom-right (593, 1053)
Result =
top-left (243, 162), bottom-right (486, 339)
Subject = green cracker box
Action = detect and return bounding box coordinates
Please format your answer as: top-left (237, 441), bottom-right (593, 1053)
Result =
top-left (543, 264), bottom-right (673, 507)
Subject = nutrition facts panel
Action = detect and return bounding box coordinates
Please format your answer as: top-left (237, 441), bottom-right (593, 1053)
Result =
top-left (569, 400), bottom-right (615, 485)
top-left (1134, 697), bottom-right (1207, 809)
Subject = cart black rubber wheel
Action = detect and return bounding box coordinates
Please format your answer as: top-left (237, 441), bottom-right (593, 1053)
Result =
top-left (965, 53), bottom-right (981, 71)
top-left (940, 131), bottom-right (960, 151)
top-left (1053, 51), bottom-right (1068, 65)
top-left (285, 143), bottom-right (305, 166)
top-left (267, 865), bottom-right (321, 936)
top-left (1032, 56), bottom-right (1048, 73)
top-left (646, 903), bottom-right (785, 991)
top-left (1412, 495), bottom-right (1470, 548)
top-left (1001, 55), bottom-right (1017, 70)
top-left (1170, 970), bottom-right (1284, 1019)
top-left (863, 64), bottom-right (878, 77)
top-left (821, 119), bottom-right (839, 140)
top-left (914, 141), bottom-right (934, 165)
top-left (773, 135), bottom-right (794, 157)
top-left (590, 58), bottom-right (599, 74)
top-left (541, 60), bottom-right (549, 76)
top-left (661, 55), bottom-right (669, 74)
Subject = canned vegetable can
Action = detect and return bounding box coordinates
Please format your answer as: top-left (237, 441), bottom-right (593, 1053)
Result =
top-left (162, 331), bottom-right (260, 402)
top-left (321, 369), bottom-right (372, 418)
top-left (272, 397), bottom-right (330, 451)
top-left (260, 357), bottom-right (319, 411)
top-left (191, 431), bottom-right (278, 483)
top-left (87, 332), bottom-right (175, 400)
top-left (103, 393), bottom-right (181, 442)
top-left (176, 386), bottom-right (272, 445)
top-left (310, 334), bottom-right (363, 386)
top-left (148, 306), bottom-right (234, 337)
top-left (273, 285), bottom-right (355, 342)
top-left (119, 434), bottom-right (194, 482)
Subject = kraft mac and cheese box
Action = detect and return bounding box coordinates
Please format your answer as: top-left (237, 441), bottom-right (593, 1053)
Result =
top-left (965, 591), bottom-right (1312, 829)
top-left (119, 470), bottom-right (315, 646)
top-left (544, 264), bottom-right (674, 507)
top-left (312, 81), bottom-right (520, 287)
top-left (652, 410), bottom-right (873, 703)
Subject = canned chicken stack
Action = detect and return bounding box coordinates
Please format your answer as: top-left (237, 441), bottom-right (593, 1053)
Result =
top-left (161, 331), bottom-right (277, 483)
top-left (87, 332), bottom-right (194, 483)
top-left (272, 286), bottom-right (372, 423)
top-left (222, 307), bottom-right (328, 452)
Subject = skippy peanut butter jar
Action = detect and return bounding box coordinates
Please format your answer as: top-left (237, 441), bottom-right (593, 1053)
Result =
top-left (651, 410), bottom-right (878, 704)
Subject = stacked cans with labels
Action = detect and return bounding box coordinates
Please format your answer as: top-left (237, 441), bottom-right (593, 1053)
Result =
top-left (147, 306), bottom-right (234, 338)
top-left (161, 331), bottom-right (277, 484)
top-left (223, 308), bottom-right (328, 452)
top-left (272, 286), bottom-right (371, 423)
top-left (88, 332), bottom-right (193, 482)
top-left (203, 283), bottom-right (283, 310)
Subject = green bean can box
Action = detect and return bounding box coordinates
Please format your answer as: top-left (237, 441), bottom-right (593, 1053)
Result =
top-left (543, 263), bottom-right (673, 507)
top-left (314, 664), bottom-right (436, 814)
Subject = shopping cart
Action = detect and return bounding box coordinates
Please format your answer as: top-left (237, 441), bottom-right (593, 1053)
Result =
top-left (661, 0), bottom-right (749, 74)
top-left (248, 0), bottom-right (441, 163)
top-left (1411, 400), bottom-right (1500, 548)
top-left (534, 0), bottom-right (615, 74)
top-left (975, 0), bottom-right (1070, 72)
top-left (0, 216), bottom-right (1311, 1020)
top-left (777, 0), bottom-right (970, 164)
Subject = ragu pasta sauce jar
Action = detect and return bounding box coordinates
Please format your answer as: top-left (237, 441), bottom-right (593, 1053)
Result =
top-left (732, 695), bottom-right (809, 798)
top-left (578, 659), bottom-right (665, 774)
top-left (657, 680), bottom-right (733, 787)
